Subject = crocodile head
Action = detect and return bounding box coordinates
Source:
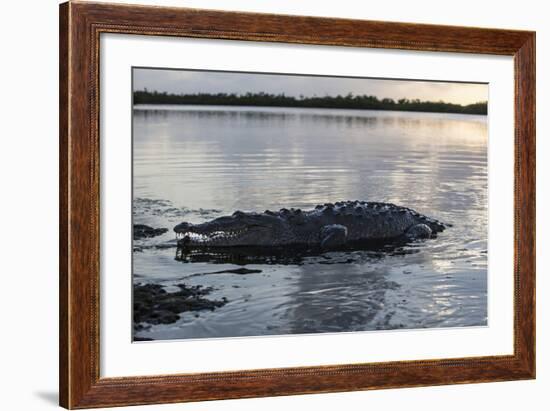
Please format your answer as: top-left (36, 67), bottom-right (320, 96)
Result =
top-left (174, 211), bottom-right (286, 247)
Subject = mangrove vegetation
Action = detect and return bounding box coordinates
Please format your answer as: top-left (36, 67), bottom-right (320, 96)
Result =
top-left (133, 90), bottom-right (487, 115)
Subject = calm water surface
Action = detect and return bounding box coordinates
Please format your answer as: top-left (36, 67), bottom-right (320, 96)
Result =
top-left (132, 105), bottom-right (488, 340)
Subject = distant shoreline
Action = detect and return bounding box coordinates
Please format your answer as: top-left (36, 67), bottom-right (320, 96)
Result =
top-left (133, 104), bottom-right (487, 117)
top-left (133, 90), bottom-right (488, 115)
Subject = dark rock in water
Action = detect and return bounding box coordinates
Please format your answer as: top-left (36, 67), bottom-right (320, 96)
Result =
top-left (133, 283), bottom-right (227, 327)
top-left (183, 267), bottom-right (263, 279)
top-left (209, 268), bottom-right (262, 275)
top-left (133, 224), bottom-right (168, 240)
top-left (134, 336), bottom-right (154, 342)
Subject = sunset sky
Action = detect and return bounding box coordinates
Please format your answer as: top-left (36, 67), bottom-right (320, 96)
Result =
top-left (133, 68), bottom-right (488, 106)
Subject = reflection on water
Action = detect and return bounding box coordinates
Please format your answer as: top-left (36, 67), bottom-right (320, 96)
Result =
top-left (132, 105), bottom-right (488, 340)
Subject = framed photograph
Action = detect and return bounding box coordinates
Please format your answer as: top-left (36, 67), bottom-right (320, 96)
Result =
top-left (59, 1), bottom-right (535, 408)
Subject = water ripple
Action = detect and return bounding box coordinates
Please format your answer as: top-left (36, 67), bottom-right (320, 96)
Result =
top-left (132, 107), bottom-right (488, 340)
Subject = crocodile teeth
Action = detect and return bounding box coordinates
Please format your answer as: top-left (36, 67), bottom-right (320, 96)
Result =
top-left (178, 228), bottom-right (250, 242)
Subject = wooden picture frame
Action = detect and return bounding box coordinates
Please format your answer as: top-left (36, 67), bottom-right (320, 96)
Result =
top-left (59, 1), bottom-right (535, 408)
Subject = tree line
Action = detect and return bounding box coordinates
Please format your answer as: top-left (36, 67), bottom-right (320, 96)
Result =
top-left (133, 90), bottom-right (487, 115)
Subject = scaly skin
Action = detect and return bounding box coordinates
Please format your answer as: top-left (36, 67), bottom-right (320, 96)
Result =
top-left (174, 201), bottom-right (447, 249)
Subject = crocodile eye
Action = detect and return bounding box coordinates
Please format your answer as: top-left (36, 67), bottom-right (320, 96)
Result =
top-left (232, 211), bottom-right (245, 218)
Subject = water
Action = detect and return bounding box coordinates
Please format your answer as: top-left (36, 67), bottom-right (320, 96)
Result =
top-left (132, 105), bottom-right (488, 340)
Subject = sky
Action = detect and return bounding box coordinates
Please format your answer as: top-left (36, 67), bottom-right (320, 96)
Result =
top-left (133, 68), bottom-right (487, 105)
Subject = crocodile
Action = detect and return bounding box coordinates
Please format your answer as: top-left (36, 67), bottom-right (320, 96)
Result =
top-left (174, 201), bottom-right (448, 249)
